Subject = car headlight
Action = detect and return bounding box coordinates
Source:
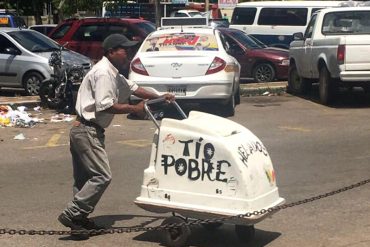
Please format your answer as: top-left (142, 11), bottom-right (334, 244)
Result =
top-left (280, 59), bottom-right (289, 66)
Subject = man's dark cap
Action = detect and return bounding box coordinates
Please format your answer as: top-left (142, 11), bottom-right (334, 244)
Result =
top-left (102, 34), bottom-right (138, 51)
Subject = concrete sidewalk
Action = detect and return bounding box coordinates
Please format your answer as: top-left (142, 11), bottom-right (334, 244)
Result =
top-left (0, 81), bottom-right (287, 107)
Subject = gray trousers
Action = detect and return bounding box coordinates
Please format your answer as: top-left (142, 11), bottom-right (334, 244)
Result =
top-left (63, 123), bottom-right (112, 219)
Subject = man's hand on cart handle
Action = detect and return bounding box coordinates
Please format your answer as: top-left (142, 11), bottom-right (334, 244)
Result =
top-left (160, 93), bottom-right (175, 103)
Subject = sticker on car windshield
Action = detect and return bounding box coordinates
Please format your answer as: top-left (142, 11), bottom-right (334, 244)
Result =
top-left (142, 33), bottom-right (218, 52)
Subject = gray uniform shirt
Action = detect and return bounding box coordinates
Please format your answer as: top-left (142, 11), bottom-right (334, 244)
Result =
top-left (75, 56), bottom-right (139, 128)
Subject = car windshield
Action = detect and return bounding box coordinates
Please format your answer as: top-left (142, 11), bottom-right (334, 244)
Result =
top-left (141, 33), bottom-right (219, 52)
top-left (228, 30), bottom-right (266, 49)
top-left (134, 22), bottom-right (156, 36)
top-left (8, 30), bottom-right (60, 52)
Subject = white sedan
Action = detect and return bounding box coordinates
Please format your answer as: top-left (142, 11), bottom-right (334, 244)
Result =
top-left (129, 23), bottom-right (241, 116)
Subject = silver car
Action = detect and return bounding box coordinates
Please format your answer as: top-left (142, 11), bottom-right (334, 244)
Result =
top-left (0, 28), bottom-right (92, 95)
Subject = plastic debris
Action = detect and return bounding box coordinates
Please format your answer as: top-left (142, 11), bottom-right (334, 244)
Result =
top-left (0, 105), bottom-right (41, 128)
top-left (14, 133), bottom-right (26, 140)
top-left (50, 113), bottom-right (74, 123)
top-left (33, 106), bottom-right (41, 112)
top-left (262, 91), bottom-right (270, 96)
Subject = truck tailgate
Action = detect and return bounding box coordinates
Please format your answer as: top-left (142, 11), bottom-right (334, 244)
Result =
top-left (344, 35), bottom-right (370, 71)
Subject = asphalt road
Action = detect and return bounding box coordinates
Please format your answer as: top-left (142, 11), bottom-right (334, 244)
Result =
top-left (1, 91), bottom-right (370, 247)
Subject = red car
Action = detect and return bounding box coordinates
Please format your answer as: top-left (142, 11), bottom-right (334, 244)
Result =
top-left (218, 28), bottom-right (289, 82)
top-left (49, 17), bottom-right (156, 63)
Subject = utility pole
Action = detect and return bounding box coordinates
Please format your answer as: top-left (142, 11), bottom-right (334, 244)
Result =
top-left (154, 0), bottom-right (160, 28)
top-left (205, 0), bottom-right (209, 12)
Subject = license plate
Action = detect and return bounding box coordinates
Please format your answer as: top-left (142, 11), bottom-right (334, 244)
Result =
top-left (167, 86), bottom-right (186, 96)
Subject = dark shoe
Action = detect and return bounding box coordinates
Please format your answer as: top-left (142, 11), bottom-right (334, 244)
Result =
top-left (80, 217), bottom-right (106, 230)
top-left (58, 213), bottom-right (90, 240)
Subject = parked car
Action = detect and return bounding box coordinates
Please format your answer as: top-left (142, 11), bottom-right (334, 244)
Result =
top-left (170, 9), bottom-right (203, 17)
top-left (29, 24), bottom-right (57, 36)
top-left (49, 17), bottom-right (156, 63)
top-left (129, 22), bottom-right (241, 116)
top-left (218, 28), bottom-right (289, 82)
top-left (0, 11), bottom-right (27, 28)
top-left (0, 28), bottom-right (92, 95)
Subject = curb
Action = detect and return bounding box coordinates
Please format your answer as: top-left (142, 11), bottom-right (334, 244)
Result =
top-left (240, 82), bottom-right (287, 96)
top-left (0, 82), bottom-right (288, 108)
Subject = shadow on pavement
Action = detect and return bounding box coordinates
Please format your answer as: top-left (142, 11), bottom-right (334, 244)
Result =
top-left (291, 84), bottom-right (370, 109)
top-left (134, 223), bottom-right (281, 247)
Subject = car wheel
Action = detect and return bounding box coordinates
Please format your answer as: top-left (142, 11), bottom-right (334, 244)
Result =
top-left (223, 94), bottom-right (235, 117)
top-left (235, 86), bottom-right (241, 105)
top-left (253, 63), bottom-right (275, 82)
top-left (287, 63), bottom-right (311, 94)
top-left (23, 72), bottom-right (43, 96)
top-left (319, 65), bottom-right (336, 105)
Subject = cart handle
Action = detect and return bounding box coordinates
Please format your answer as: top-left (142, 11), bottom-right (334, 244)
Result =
top-left (144, 97), bottom-right (187, 129)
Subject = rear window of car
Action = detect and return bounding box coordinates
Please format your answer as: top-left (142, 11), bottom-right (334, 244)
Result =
top-left (50, 23), bottom-right (72, 39)
top-left (322, 11), bottom-right (370, 35)
top-left (231, 7), bottom-right (257, 25)
top-left (72, 24), bottom-right (106, 41)
top-left (258, 8), bottom-right (308, 26)
top-left (141, 33), bottom-right (218, 52)
top-left (134, 22), bottom-right (156, 35)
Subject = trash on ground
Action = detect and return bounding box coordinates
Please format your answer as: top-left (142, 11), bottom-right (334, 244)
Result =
top-left (14, 133), bottom-right (26, 140)
top-left (50, 113), bottom-right (74, 122)
top-left (33, 106), bottom-right (41, 112)
top-left (0, 105), bottom-right (41, 128)
top-left (262, 91), bottom-right (270, 96)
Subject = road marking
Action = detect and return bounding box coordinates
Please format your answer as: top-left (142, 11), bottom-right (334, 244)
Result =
top-left (279, 126), bottom-right (311, 132)
top-left (23, 144), bottom-right (69, 150)
top-left (23, 133), bottom-right (68, 149)
top-left (46, 134), bottom-right (61, 147)
top-left (117, 139), bottom-right (152, 147)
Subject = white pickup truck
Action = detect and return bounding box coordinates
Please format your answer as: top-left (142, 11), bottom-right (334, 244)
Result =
top-left (288, 6), bottom-right (370, 104)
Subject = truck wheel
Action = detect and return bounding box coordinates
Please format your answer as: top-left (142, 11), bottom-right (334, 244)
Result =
top-left (161, 216), bottom-right (190, 247)
top-left (23, 71), bottom-right (43, 96)
top-left (288, 63), bottom-right (311, 94)
top-left (319, 66), bottom-right (336, 105)
top-left (253, 63), bottom-right (275, 82)
top-left (235, 224), bottom-right (255, 243)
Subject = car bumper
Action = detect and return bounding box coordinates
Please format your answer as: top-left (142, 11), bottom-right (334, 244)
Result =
top-left (340, 71), bottom-right (370, 82)
top-left (130, 80), bottom-right (234, 101)
top-left (275, 64), bottom-right (289, 80)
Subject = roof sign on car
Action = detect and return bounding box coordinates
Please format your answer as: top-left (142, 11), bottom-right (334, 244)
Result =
top-left (160, 17), bottom-right (208, 29)
top-left (0, 17), bottom-right (9, 24)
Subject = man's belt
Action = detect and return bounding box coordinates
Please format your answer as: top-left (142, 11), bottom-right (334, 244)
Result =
top-left (76, 115), bottom-right (104, 132)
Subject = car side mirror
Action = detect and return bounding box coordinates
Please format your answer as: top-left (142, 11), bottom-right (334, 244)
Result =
top-left (293, 32), bottom-right (304, 40)
top-left (4, 47), bottom-right (21, 55)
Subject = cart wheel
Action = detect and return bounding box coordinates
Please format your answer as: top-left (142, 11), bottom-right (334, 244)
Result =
top-left (202, 222), bottom-right (223, 231)
top-left (235, 224), bottom-right (255, 243)
top-left (161, 216), bottom-right (190, 247)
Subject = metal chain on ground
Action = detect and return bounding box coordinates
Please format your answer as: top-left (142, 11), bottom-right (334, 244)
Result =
top-left (1, 178), bottom-right (369, 236)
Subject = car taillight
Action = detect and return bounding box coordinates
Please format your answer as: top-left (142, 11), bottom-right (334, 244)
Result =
top-left (337, 45), bottom-right (345, 65)
top-left (206, 57), bottom-right (226, 75)
top-left (131, 58), bottom-right (148, 76)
